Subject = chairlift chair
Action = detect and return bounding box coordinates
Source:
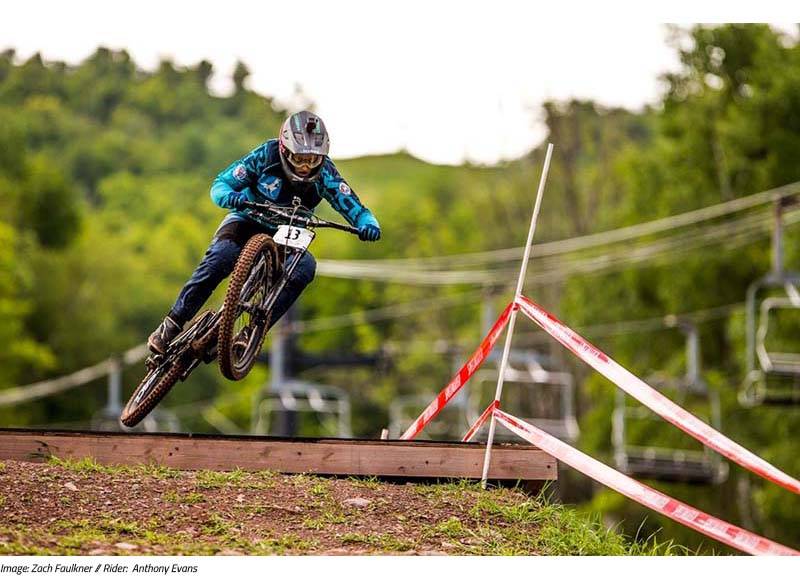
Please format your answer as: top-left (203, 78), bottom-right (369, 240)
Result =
top-left (466, 350), bottom-right (580, 443)
top-left (612, 320), bottom-right (728, 485)
top-left (741, 297), bottom-right (800, 406)
top-left (388, 391), bottom-right (470, 440)
top-left (740, 195), bottom-right (800, 406)
top-left (251, 380), bottom-right (352, 437)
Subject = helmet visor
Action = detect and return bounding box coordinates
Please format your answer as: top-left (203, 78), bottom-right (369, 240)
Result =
top-left (287, 151), bottom-right (324, 175)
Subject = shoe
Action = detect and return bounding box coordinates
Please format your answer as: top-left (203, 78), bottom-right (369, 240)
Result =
top-left (148, 316), bottom-right (183, 354)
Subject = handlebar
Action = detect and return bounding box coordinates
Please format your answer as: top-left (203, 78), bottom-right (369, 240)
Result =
top-left (241, 201), bottom-right (360, 235)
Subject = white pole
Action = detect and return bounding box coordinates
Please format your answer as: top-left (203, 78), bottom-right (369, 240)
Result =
top-left (480, 143), bottom-right (554, 488)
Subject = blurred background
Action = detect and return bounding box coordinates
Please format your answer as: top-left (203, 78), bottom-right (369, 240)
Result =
top-left (2, 2), bottom-right (800, 554)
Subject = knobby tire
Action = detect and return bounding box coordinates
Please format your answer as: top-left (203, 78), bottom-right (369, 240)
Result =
top-left (120, 358), bottom-right (186, 428)
top-left (218, 233), bottom-right (277, 381)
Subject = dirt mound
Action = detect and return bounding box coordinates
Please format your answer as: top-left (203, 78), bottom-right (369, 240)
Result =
top-left (0, 458), bottom-right (659, 555)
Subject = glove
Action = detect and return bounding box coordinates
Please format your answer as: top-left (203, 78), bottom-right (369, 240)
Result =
top-left (228, 191), bottom-right (249, 210)
top-left (358, 224), bottom-right (381, 242)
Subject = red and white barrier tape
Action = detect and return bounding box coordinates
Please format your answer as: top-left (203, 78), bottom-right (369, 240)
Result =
top-left (401, 303), bottom-right (514, 440)
top-left (462, 401), bottom-right (499, 443)
top-left (516, 295), bottom-right (800, 496)
top-left (493, 408), bottom-right (798, 556)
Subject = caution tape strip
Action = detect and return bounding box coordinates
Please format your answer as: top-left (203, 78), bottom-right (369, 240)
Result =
top-left (493, 408), bottom-right (798, 556)
top-left (462, 400), bottom-right (499, 443)
top-left (515, 294), bottom-right (800, 496)
top-left (400, 303), bottom-right (514, 440)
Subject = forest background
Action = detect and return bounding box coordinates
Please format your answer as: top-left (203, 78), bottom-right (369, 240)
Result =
top-left (2, 24), bottom-right (799, 553)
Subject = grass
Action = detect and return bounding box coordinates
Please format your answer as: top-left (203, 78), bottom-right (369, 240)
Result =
top-left (197, 515), bottom-right (316, 554)
top-left (341, 532), bottom-right (417, 552)
top-left (252, 535), bottom-right (318, 554)
top-left (409, 479), bottom-right (482, 501)
top-left (309, 481), bottom-right (331, 497)
top-left (433, 516), bottom-right (466, 538)
top-left (46, 456), bottom-right (181, 479)
top-left (346, 475), bottom-right (382, 491)
top-left (195, 469), bottom-right (245, 489)
top-left (0, 517), bottom-right (313, 556)
top-left (302, 511), bottom-right (347, 530)
top-left (193, 468), bottom-right (273, 490)
top-left (163, 490), bottom-right (205, 504)
top-left (36, 518), bottom-right (171, 554)
top-left (201, 514), bottom-right (235, 536)
top-left (433, 489), bottom-right (692, 556)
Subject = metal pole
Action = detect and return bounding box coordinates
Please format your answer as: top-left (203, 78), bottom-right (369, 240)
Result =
top-left (270, 318), bottom-right (285, 390)
top-left (107, 356), bottom-right (122, 413)
top-left (681, 321), bottom-right (700, 386)
top-left (480, 143), bottom-right (553, 488)
top-left (773, 198), bottom-right (784, 278)
top-left (745, 281), bottom-right (759, 374)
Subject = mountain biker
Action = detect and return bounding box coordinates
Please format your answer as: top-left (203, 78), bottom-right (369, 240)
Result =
top-left (148, 111), bottom-right (381, 354)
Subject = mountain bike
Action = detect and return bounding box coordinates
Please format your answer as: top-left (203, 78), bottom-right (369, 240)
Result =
top-left (120, 199), bottom-right (359, 428)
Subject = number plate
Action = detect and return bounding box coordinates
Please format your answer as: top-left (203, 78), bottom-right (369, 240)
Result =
top-left (274, 225), bottom-right (315, 249)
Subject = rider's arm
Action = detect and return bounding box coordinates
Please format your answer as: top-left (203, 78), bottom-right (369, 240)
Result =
top-left (318, 160), bottom-right (380, 229)
top-left (209, 142), bottom-right (270, 209)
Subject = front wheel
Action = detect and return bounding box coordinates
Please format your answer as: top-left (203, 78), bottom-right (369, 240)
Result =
top-left (218, 234), bottom-right (277, 381)
top-left (121, 358), bottom-right (186, 428)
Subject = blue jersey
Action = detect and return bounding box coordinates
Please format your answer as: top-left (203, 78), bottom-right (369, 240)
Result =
top-left (210, 139), bottom-right (379, 233)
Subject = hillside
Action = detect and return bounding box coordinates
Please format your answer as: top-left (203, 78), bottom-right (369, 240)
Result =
top-left (0, 459), bottom-right (681, 556)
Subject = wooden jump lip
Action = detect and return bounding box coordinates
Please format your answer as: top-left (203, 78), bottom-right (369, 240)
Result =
top-left (0, 428), bottom-right (556, 481)
top-left (0, 428), bottom-right (543, 450)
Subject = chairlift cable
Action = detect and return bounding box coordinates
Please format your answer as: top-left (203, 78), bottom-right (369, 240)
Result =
top-left (319, 181), bottom-right (800, 269)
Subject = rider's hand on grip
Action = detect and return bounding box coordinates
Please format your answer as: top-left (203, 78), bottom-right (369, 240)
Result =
top-left (229, 191), bottom-right (250, 210)
top-left (359, 224), bottom-right (381, 242)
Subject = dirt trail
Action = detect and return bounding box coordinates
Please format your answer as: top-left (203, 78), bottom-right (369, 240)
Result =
top-left (0, 459), bottom-right (547, 555)
top-left (0, 458), bottom-right (666, 555)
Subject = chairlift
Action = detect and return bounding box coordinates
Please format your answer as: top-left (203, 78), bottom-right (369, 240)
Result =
top-left (741, 297), bottom-right (800, 406)
top-left (388, 392), bottom-right (470, 440)
top-left (467, 350), bottom-right (580, 443)
top-left (740, 195), bottom-right (800, 406)
top-left (613, 319), bottom-right (728, 485)
top-left (251, 380), bottom-right (352, 437)
top-left (459, 297), bottom-right (579, 443)
top-left (253, 312), bottom-right (351, 437)
top-left (388, 341), bottom-right (478, 440)
top-left (394, 297), bottom-right (578, 442)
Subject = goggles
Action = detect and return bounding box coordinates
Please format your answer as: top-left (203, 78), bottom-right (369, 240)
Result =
top-left (287, 151), bottom-right (324, 171)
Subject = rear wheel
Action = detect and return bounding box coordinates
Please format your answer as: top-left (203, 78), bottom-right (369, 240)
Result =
top-left (121, 358), bottom-right (186, 428)
top-left (218, 234), bottom-right (277, 381)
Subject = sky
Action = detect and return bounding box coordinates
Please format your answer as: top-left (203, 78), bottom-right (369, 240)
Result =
top-left (1, 1), bottom-right (798, 165)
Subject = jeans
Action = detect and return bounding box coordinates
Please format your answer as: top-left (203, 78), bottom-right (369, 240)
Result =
top-left (168, 217), bottom-right (316, 328)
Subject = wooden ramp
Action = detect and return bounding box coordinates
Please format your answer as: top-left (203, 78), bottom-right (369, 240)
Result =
top-left (0, 429), bottom-right (556, 482)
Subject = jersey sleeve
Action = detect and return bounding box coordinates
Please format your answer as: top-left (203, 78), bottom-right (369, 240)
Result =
top-left (209, 142), bottom-right (270, 209)
top-left (318, 160), bottom-right (379, 228)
